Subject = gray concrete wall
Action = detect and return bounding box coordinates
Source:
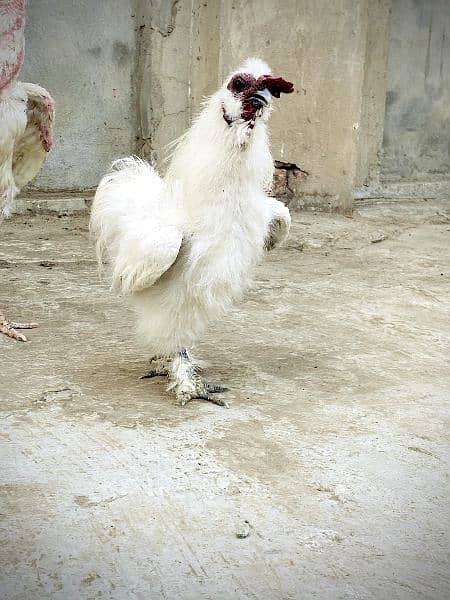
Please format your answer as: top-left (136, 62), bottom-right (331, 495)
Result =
top-left (20, 0), bottom-right (383, 211)
top-left (135, 0), bottom-right (221, 165)
top-left (21, 0), bottom-right (449, 209)
top-left (220, 0), bottom-right (369, 213)
top-left (381, 0), bottom-right (450, 183)
top-left (21, 0), bottom-right (137, 191)
top-left (355, 0), bottom-right (392, 188)
top-left (139, 0), bottom-right (371, 213)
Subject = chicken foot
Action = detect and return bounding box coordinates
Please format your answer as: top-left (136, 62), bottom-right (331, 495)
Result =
top-left (172, 348), bottom-right (229, 407)
top-left (141, 355), bottom-right (171, 378)
top-left (141, 350), bottom-right (229, 407)
top-left (0, 311), bottom-right (37, 342)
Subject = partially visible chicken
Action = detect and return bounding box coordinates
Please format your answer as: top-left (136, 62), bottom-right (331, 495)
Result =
top-left (91, 58), bottom-right (293, 407)
top-left (0, 0), bottom-right (54, 341)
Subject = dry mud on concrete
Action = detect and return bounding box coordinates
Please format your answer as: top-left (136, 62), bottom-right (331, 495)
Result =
top-left (0, 200), bottom-right (449, 599)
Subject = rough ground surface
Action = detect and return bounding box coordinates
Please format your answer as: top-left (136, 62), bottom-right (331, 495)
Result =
top-left (1, 200), bottom-right (449, 600)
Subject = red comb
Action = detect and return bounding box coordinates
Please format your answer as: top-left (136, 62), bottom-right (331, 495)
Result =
top-left (256, 75), bottom-right (294, 98)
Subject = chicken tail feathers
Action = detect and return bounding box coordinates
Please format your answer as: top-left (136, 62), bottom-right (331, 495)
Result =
top-left (90, 156), bottom-right (182, 295)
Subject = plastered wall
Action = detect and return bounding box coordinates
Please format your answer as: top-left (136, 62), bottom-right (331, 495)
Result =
top-left (382, 0), bottom-right (450, 183)
top-left (21, 0), bottom-right (137, 191)
top-left (21, 0), bottom-right (448, 209)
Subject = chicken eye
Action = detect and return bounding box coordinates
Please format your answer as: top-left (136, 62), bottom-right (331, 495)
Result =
top-left (233, 77), bottom-right (247, 92)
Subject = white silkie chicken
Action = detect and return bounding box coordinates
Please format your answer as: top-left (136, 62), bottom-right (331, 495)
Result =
top-left (90, 58), bottom-right (293, 407)
top-left (0, 0), bottom-right (55, 341)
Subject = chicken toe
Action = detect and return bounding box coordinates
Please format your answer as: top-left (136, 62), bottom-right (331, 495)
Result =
top-left (176, 378), bottom-right (230, 408)
top-left (141, 355), bottom-right (171, 379)
top-left (0, 311), bottom-right (38, 342)
top-left (170, 349), bottom-right (229, 407)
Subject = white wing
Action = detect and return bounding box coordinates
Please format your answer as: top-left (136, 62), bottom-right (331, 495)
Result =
top-left (265, 197), bottom-right (291, 250)
top-left (90, 157), bottom-right (183, 295)
top-left (12, 82), bottom-right (55, 189)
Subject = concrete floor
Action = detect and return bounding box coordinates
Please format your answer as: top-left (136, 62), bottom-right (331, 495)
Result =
top-left (1, 200), bottom-right (449, 599)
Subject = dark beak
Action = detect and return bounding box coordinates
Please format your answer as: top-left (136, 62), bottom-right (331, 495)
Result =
top-left (249, 88), bottom-right (271, 108)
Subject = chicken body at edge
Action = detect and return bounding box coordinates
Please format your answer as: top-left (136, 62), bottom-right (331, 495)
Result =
top-left (0, 83), bottom-right (27, 215)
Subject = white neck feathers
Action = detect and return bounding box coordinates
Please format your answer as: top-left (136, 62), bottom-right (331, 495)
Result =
top-left (166, 94), bottom-right (274, 201)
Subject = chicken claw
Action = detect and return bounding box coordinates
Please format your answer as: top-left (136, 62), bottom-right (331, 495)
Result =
top-left (140, 356), bottom-right (170, 378)
top-left (177, 377), bottom-right (230, 408)
top-left (141, 352), bottom-right (229, 406)
top-left (171, 349), bottom-right (229, 407)
top-left (0, 312), bottom-right (37, 342)
top-left (205, 383), bottom-right (229, 394)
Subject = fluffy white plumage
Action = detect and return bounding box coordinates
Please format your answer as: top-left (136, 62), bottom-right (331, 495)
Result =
top-left (0, 81), bottom-right (54, 217)
top-left (0, 1), bottom-right (54, 218)
top-left (90, 58), bottom-right (293, 406)
top-left (0, 0), bottom-right (54, 342)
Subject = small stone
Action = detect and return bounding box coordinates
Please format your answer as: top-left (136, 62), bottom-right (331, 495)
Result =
top-left (236, 520), bottom-right (250, 539)
top-left (371, 234), bottom-right (386, 244)
top-left (36, 385), bottom-right (80, 404)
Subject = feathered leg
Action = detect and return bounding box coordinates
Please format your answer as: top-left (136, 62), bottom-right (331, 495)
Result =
top-left (0, 310), bottom-right (38, 342)
top-left (168, 349), bottom-right (229, 408)
top-left (0, 188), bottom-right (17, 220)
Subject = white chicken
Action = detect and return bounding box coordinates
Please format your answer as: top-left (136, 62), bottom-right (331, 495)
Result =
top-left (90, 58), bottom-right (293, 407)
top-left (0, 0), bottom-right (55, 341)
